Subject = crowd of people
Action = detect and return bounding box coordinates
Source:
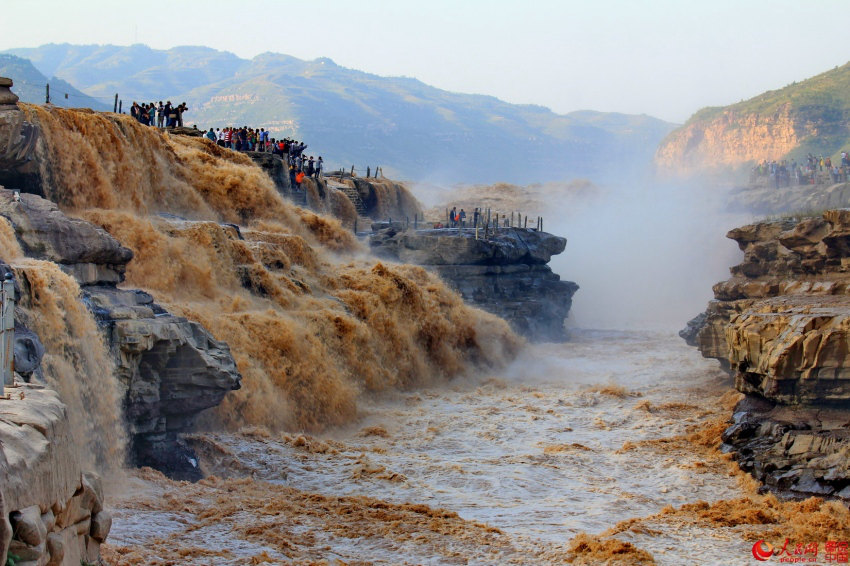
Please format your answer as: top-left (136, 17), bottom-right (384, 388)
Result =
top-left (126, 100), bottom-right (324, 191)
top-left (130, 101), bottom-right (189, 128)
top-left (751, 152), bottom-right (850, 187)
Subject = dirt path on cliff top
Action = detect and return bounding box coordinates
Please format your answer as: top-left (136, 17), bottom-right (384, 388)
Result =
top-left (101, 331), bottom-right (850, 565)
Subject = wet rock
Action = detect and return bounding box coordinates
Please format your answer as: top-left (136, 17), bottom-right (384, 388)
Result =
top-left (13, 324), bottom-right (44, 380)
top-left (370, 226), bottom-right (578, 341)
top-left (84, 285), bottom-right (241, 479)
top-left (246, 151), bottom-right (290, 192)
top-left (0, 188), bottom-right (132, 284)
top-left (679, 312), bottom-right (707, 347)
top-left (89, 511), bottom-right (112, 543)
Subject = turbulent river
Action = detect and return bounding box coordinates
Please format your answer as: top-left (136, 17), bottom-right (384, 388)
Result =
top-left (100, 330), bottom-right (789, 565)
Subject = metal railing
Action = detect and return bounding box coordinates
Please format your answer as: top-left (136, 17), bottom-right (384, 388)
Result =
top-left (1, 273), bottom-right (15, 397)
top-left (439, 208), bottom-right (544, 239)
top-left (361, 209), bottom-right (545, 241)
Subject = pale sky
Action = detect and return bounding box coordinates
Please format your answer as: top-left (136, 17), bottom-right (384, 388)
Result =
top-left (2, 0), bottom-right (850, 123)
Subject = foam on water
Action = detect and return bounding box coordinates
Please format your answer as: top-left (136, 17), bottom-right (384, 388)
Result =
top-left (104, 331), bottom-right (795, 565)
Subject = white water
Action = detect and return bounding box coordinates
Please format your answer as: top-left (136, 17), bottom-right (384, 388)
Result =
top-left (106, 331), bottom-right (758, 564)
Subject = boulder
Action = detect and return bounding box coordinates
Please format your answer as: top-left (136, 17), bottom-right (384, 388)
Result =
top-left (89, 511), bottom-right (111, 543)
top-left (9, 505), bottom-right (46, 547)
top-left (0, 189), bottom-right (132, 284)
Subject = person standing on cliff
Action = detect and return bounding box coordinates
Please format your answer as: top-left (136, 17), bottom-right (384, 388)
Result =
top-left (450, 206), bottom-right (457, 228)
top-left (459, 209), bottom-right (467, 228)
top-left (164, 101), bottom-right (175, 127)
top-left (156, 101), bottom-right (165, 128)
top-left (315, 156), bottom-right (323, 179)
top-left (176, 103), bottom-right (187, 127)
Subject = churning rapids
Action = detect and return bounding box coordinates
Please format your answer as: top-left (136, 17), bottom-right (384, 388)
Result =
top-left (101, 330), bottom-right (801, 565)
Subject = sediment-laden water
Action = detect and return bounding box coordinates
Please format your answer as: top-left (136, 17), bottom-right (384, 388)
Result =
top-left (101, 330), bottom-right (839, 565)
top-left (12, 106), bottom-right (849, 564)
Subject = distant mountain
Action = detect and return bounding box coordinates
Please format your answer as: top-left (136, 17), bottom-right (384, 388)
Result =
top-left (656, 61), bottom-right (850, 178)
top-left (0, 54), bottom-right (109, 111)
top-left (5, 44), bottom-right (675, 184)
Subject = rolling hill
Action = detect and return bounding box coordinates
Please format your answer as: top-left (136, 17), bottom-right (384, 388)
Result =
top-left (4, 44), bottom-right (675, 184)
top-left (655, 61), bottom-right (850, 178)
top-left (0, 53), bottom-right (109, 111)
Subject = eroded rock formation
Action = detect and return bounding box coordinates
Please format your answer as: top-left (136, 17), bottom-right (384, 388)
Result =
top-left (686, 210), bottom-right (850, 497)
top-left (655, 105), bottom-right (801, 178)
top-left (0, 385), bottom-right (111, 565)
top-left (370, 226), bottom-right (578, 340)
top-left (0, 189), bottom-right (241, 479)
top-left (246, 151), bottom-right (422, 230)
top-left (83, 285), bottom-right (241, 480)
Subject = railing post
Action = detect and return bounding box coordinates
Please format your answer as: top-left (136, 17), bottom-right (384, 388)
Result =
top-left (2, 273), bottom-right (15, 396)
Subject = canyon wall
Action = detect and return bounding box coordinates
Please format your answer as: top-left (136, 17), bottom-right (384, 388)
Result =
top-left (655, 104), bottom-right (803, 178)
top-left (656, 61), bottom-right (850, 178)
top-left (1, 386), bottom-right (111, 566)
top-left (686, 211), bottom-right (850, 498)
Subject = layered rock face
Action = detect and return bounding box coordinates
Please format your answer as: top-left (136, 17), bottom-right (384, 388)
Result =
top-left (687, 210), bottom-right (850, 497)
top-left (655, 104), bottom-right (801, 178)
top-left (0, 189), bottom-right (241, 479)
top-left (83, 285), bottom-right (241, 480)
top-left (246, 152), bottom-right (421, 230)
top-left (0, 386), bottom-right (111, 566)
top-left (370, 226), bottom-right (578, 341)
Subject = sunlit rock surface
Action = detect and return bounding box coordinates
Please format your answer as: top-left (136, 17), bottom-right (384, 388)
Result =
top-left (0, 385), bottom-right (110, 565)
top-left (687, 209), bottom-right (850, 497)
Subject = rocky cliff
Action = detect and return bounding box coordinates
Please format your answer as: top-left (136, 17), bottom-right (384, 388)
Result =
top-left (1, 386), bottom-right (111, 566)
top-left (0, 86), bottom-right (523, 566)
top-left (247, 151), bottom-right (422, 230)
top-left (686, 210), bottom-right (850, 498)
top-left (369, 226), bottom-right (578, 341)
top-left (656, 61), bottom-right (850, 178)
top-left (655, 104), bottom-right (801, 178)
top-left (0, 188), bottom-right (242, 480)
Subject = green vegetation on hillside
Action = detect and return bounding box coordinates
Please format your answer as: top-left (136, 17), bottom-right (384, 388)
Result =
top-left (682, 62), bottom-right (850, 161)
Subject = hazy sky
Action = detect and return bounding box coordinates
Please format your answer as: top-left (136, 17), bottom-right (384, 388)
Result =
top-left (3, 0), bottom-right (850, 123)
